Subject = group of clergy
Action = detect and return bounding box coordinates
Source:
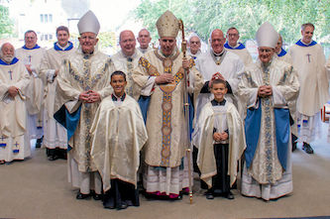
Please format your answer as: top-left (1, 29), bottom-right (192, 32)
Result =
top-left (0, 9), bottom-right (329, 210)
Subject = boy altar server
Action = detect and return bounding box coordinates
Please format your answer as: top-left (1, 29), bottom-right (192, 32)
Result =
top-left (91, 71), bottom-right (148, 210)
top-left (193, 74), bottom-right (246, 200)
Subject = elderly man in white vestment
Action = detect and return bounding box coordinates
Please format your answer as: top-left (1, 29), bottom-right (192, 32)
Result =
top-left (195, 29), bottom-right (244, 120)
top-left (112, 30), bottom-right (142, 99)
top-left (238, 22), bottom-right (299, 201)
top-left (133, 10), bottom-right (204, 200)
top-left (40, 26), bottom-right (76, 161)
top-left (137, 28), bottom-right (153, 54)
top-left (55, 10), bottom-right (115, 200)
top-left (289, 23), bottom-right (329, 154)
top-left (16, 30), bottom-right (46, 148)
top-left (224, 27), bottom-right (253, 67)
top-left (0, 43), bottom-right (31, 164)
top-left (187, 34), bottom-right (202, 60)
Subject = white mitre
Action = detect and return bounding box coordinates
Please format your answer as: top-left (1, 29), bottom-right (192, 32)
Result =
top-left (156, 10), bottom-right (179, 38)
top-left (77, 10), bottom-right (100, 35)
top-left (256, 21), bottom-right (279, 48)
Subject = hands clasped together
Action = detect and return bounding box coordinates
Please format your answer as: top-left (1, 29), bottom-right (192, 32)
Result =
top-left (79, 90), bottom-right (101, 103)
top-left (258, 85), bottom-right (272, 98)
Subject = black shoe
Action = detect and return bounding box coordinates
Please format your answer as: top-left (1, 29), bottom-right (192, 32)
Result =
top-left (93, 193), bottom-right (103, 201)
top-left (35, 136), bottom-right (43, 148)
top-left (103, 196), bottom-right (115, 209)
top-left (206, 193), bottom-right (214, 200)
top-left (48, 154), bottom-right (59, 161)
top-left (76, 192), bottom-right (91, 200)
top-left (303, 142), bottom-right (314, 154)
top-left (224, 191), bottom-right (234, 200)
top-left (117, 201), bottom-right (128, 210)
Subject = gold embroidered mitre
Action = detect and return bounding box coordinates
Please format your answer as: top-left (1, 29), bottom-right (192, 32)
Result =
top-left (156, 10), bottom-right (179, 38)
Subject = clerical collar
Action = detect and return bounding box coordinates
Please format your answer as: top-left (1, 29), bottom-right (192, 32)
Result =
top-left (210, 49), bottom-right (227, 65)
top-left (188, 49), bottom-right (201, 59)
top-left (121, 50), bottom-right (138, 61)
top-left (112, 93), bottom-right (126, 102)
top-left (158, 48), bottom-right (180, 58)
top-left (211, 99), bottom-right (226, 106)
top-left (212, 49), bottom-right (225, 57)
top-left (54, 41), bottom-right (74, 51)
top-left (22, 44), bottom-right (41, 50)
top-left (0, 57), bottom-right (19, 66)
top-left (277, 48), bottom-right (287, 57)
top-left (224, 42), bottom-right (246, 50)
top-left (139, 47), bottom-right (149, 54)
top-left (296, 39), bottom-right (317, 47)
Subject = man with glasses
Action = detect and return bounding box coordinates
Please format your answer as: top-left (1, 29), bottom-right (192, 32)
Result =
top-left (224, 27), bottom-right (253, 66)
top-left (112, 30), bottom-right (142, 99)
top-left (195, 29), bottom-right (244, 120)
top-left (188, 34), bottom-right (202, 60)
top-left (238, 22), bottom-right (299, 201)
top-left (55, 10), bottom-right (115, 200)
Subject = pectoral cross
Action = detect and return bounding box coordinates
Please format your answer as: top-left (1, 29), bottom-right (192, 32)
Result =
top-left (13, 141), bottom-right (19, 153)
top-left (306, 53), bottom-right (311, 63)
top-left (8, 70), bottom-right (13, 80)
top-left (0, 136), bottom-right (6, 148)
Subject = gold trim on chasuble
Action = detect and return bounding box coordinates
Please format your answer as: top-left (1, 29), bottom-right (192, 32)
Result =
top-left (139, 53), bottom-right (195, 166)
top-left (261, 65), bottom-right (274, 182)
top-left (65, 57), bottom-right (112, 171)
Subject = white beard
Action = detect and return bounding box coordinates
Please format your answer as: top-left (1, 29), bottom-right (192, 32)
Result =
top-left (2, 55), bottom-right (14, 64)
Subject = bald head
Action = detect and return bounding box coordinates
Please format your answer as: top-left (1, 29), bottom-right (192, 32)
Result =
top-left (119, 30), bottom-right (136, 57)
top-left (210, 29), bottom-right (226, 54)
top-left (1, 43), bottom-right (15, 64)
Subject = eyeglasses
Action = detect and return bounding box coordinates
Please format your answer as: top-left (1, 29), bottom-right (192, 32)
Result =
top-left (190, 41), bottom-right (200, 44)
top-left (258, 48), bottom-right (272, 53)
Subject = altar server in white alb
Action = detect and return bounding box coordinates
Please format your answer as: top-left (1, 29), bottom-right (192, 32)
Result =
top-left (133, 10), bottom-right (204, 200)
top-left (16, 30), bottom-right (46, 148)
top-left (224, 27), bottom-right (253, 66)
top-left (0, 43), bottom-right (31, 165)
top-left (91, 71), bottom-right (148, 210)
top-left (238, 22), bottom-right (299, 201)
top-left (112, 30), bottom-right (142, 99)
top-left (40, 26), bottom-right (76, 161)
top-left (195, 28), bottom-right (244, 119)
top-left (193, 77), bottom-right (246, 200)
top-left (55, 11), bottom-right (115, 200)
top-left (289, 23), bottom-right (329, 154)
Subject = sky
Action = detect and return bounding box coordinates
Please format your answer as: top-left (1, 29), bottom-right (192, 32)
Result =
top-left (90, 0), bottom-right (142, 33)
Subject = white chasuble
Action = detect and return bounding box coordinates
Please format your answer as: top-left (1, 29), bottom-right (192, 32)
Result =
top-left (133, 49), bottom-right (204, 168)
top-left (56, 47), bottom-right (115, 172)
